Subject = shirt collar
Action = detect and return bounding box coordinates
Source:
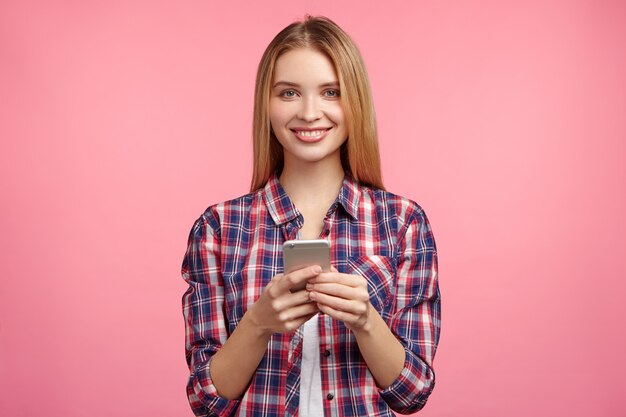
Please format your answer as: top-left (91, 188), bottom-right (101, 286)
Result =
top-left (336, 172), bottom-right (360, 220)
top-left (263, 173), bottom-right (301, 226)
top-left (263, 172), bottom-right (361, 226)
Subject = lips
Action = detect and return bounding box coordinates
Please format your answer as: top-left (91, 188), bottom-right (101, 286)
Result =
top-left (290, 127), bottom-right (332, 143)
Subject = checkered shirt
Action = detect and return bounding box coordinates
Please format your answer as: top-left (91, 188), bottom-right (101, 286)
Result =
top-left (181, 173), bottom-right (441, 416)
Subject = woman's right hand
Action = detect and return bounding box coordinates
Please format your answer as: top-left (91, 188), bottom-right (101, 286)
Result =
top-left (246, 265), bottom-right (322, 336)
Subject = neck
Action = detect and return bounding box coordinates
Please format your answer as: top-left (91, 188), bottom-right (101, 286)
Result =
top-left (279, 156), bottom-right (344, 210)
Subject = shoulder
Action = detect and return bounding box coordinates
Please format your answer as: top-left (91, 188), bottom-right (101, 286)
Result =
top-left (357, 185), bottom-right (436, 253)
top-left (191, 189), bottom-right (264, 237)
top-left (359, 185), bottom-right (429, 228)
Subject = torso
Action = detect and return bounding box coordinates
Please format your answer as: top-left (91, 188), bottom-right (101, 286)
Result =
top-left (186, 173), bottom-right (437, 416)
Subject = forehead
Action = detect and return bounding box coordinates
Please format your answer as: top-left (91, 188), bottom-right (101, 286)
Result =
top-left (272, 48), bottom-right (338, 85)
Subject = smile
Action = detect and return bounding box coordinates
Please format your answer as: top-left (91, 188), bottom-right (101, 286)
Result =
top-left (290, 128), bottom-right (332, 142)
top-left (296, 129), bottom-right (327, 137)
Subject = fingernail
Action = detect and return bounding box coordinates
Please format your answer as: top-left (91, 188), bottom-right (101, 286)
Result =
top-left (313, 266), bottom-right (322, 273)
top-left (306, 284), bottom-right (313, 291)
top-left (309, 292), bottom-right (317, 300)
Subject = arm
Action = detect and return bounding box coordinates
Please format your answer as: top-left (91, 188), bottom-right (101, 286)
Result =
top-left (377, 206), bottom-right (440, 414)
top-left (352, 305), bottom-right (406, 388)
top-left (210, 266), bottom-right (321, 400)
top-left (308, 271), bottom-right (406, 388)
top-left (308, 205), bottom-right (440, 414)
top-left (182, 212), bottom-right (321, 414)
top-left (182, 212), bottom-right (240, 416)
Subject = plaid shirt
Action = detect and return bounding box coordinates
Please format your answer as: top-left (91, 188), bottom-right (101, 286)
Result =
top-left (181, 173), bottom-right (441, 417)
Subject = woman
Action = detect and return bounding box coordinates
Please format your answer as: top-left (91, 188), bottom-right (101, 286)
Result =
top-left (182, 16), bottom-right (440, 417)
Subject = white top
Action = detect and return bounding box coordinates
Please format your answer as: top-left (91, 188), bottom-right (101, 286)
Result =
top-left (299, 313), bottom-right (324, 417)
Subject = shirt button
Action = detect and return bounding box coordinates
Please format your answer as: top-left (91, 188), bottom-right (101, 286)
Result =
top-left (323, 349), bottom-right (331, 357)
top-left (327, 393), bottom-right (334, 400)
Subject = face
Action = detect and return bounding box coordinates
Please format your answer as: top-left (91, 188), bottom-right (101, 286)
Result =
top-left (269, 48), bottom-right (347, 168)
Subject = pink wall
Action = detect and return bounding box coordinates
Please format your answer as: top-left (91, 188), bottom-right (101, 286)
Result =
top-left (1, 1), bottom-right (625, 416)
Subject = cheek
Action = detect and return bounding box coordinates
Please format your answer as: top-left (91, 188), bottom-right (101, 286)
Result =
top-left (269, 101), bottom-right (292, 128)
top-left (325, 103), bottom-right (346, 127)
top-left (268, 107), bottom-right (289, 146)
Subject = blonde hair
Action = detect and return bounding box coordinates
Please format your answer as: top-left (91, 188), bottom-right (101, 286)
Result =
top-left (250, 16), bottom-right (384, 191)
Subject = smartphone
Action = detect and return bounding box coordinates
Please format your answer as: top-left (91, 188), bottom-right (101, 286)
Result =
top-left (282, 239), bottom-right (331, 292)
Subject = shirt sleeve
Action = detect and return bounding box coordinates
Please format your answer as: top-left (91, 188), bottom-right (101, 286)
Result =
top-left (378, 203), bottom-right (441, 414)
top-left (181, 210), bottom-right (240, 417)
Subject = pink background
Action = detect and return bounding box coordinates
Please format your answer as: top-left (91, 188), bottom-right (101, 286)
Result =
top-left (1, 1), bottom-right (625, 416)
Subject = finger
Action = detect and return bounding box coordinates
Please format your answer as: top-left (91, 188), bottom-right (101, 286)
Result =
top-left (310, 272), bottom-right (364, 288)
top-left (284, 311), bottom-right (319, 332)
top-left (283, 303), bottom-right (320, 330)
top-left (310, 291), bottom-right (368, 315)
top-left (306, 282), bottom-right (369, 302)
top-left (276, 265), bottom-right (322, 293)
top-left (279, 302), bottom-right (319, 323)
top-left (274, 288), bottom-right (316, 311)
top-left (330, 265), bottom-right (338, 273)
top-left (316, 303), bottom-right (359, 323)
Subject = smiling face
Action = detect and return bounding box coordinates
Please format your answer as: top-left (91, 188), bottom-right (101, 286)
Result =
top-left (269, 48), bottom-right (348, 169)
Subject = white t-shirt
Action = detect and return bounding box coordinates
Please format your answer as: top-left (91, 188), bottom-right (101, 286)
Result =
top-left (299, 313), bottom-right (324, 417)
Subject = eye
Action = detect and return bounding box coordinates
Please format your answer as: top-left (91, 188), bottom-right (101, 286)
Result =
top-left (323, 89), bottom-right (340, 98)
top-left (280, 89), bottom-right (298, 98)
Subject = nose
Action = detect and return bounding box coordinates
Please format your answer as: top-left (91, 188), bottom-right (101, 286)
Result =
top-left (297, 95), bottom-right (322, 122)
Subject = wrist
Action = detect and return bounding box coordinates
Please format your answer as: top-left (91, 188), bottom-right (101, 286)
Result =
top-left (352, 303), bottom-right (377, 336)
top-left (243, 308), bottom-right (273, 340)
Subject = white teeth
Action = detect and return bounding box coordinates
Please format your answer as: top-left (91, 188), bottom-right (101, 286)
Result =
top-left (297, 130), bottom-right (326, 137)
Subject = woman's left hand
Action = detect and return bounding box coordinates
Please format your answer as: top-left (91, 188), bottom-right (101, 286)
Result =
top-left (306, 266), bottom-right (372, 332)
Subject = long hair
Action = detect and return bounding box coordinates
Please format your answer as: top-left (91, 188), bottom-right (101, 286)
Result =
top-left (250, 16), bottom-right (384, 191)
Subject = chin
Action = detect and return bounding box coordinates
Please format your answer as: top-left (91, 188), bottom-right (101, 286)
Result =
top-left (288, 149), bottom-right (342, 165)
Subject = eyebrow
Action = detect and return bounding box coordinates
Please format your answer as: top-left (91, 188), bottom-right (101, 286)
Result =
top-left (272, 81), bottom-right (340, 89)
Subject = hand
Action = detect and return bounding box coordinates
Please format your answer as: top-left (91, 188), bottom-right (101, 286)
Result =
top-left (246, 265), bottom-right (321, 336)
top-left (306, 266), bottom-right (372, 332)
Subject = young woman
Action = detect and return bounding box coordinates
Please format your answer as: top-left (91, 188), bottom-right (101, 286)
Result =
top-left (182, 16), bottom-right (440, 417)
